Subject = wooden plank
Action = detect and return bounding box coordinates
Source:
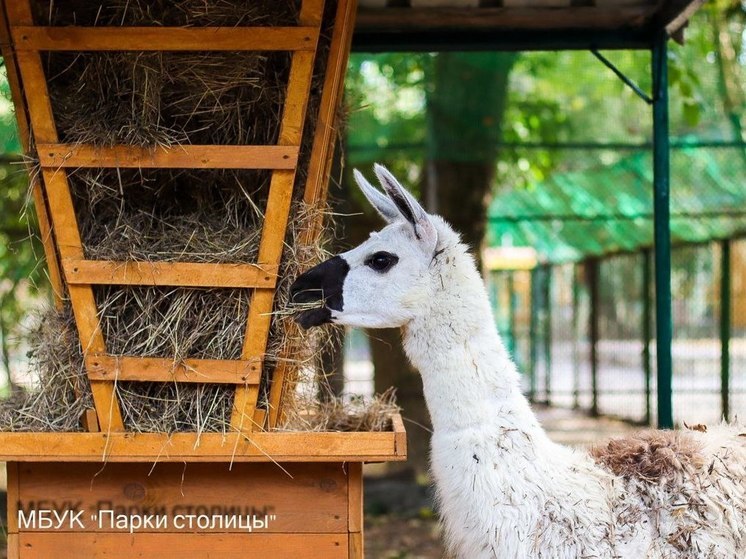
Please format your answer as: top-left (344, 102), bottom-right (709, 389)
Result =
top-left (13, 51), bottom-right (57, 142)
top-left (347, 463), bottom-right (363, 533)
top-left (300, 0), bottom-right (327, 25)
top-left (39, 170), bottom-right (83, 258)
top-left (16, 534), bottom-right (348, 558)
top-left (302, 0), bottom-right (357, 211)
top-left (6, 534), bottom-right (19, 559)
top-left (16, 462), bottom-right (348, 533)
top-left (7, 462), bottom-right (19, 533)
top-left (349, 532), bottom-right (363, 559)
top-left (3, 1), bottom-right (33, 25)
top-left (40, 170), bottom-right (124, 431)
top-left (391, 413), bottom-right (408, 457)
top-left (12, 26), bottom-right (320, 52)
top-left (30, 177), bottom-right (65, 306)
top-left (62, 259), bottom-right (278, 289)
top-left (38, 144), bottom-right (300, 170)
top-left (270, 0), bottom-right (357, 428)
top-left (234, 49), bottom-right (319, 430)
top-left (0, 3), bottom-right (66, 306)
top-left (85, 355), bottom-right (262, 384)
top-left (355, 6), bottom-right (657, 30)
top-left (0, 2), bottom-right (30, 150)
top-left (0, 419), bottom-right (406, 461)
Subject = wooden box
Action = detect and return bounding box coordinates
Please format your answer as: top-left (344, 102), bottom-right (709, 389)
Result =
top-left (0, 415), bottom-right (406, 558)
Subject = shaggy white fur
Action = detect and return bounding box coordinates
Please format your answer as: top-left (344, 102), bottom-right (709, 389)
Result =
top-left (312, 166), bottom-right (746, 558)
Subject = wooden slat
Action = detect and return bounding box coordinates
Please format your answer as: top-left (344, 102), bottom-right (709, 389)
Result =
top-left (349, 533), bottom-right (364, 559)
top-left (0, 416), bottom-right (406, 461)
top-left (21, 39), bottom-right (126, 432)
top-left (300, 0), bottom-right (327, 25)
top-left (63, 259), bottom-right (277, 289)
top-left (12, 26), bottom-right (320, 52)
top-left (0, 3), bottom-right (30, 150)
top-left (85, 355), bottom-right (262, 384)
top-left (270, 0), bottom-right (357, 428)
top-left (7, 461), bottom-right (19, 534)
top-left (17, 462), bottom-right (348, 533)
top-left (17, 534), bottom-right (348, 559)
top-left (13, 51), bottom-right (57, 141)
top-left (1, 3), bottom-right (66, 307)
top-left (42, 167), bottom-right (124, 430)
top-left (391, 413), bottom-right (407, 457)
top-left (348, 462), bottom-right (363, 533)
top-left (3, 1), bottom-right (33, 25)
top-left (38, 144), bottom-right (300, 170)
top-left (234, 42), bottom-right (321, 430)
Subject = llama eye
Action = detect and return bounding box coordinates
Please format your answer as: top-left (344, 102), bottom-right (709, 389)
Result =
top-left (365, 251), bottom-right (399, 273)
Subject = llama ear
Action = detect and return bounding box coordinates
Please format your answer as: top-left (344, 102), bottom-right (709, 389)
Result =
top-left (353, 169), bottom-right (401, 223)
top-left (373, 163), bottom-right (438, 254)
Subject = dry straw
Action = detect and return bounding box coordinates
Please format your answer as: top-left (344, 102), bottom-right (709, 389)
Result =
top-left (1, 0), bottom-right (397, 433)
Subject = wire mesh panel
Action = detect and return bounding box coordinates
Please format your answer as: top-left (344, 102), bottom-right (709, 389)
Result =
top-left (548, 263), bottom-right (579, 409)
top-left (669, 243), bottom-right (721, 424)
top-left (731, 239), bottom-right (746, 420)
top-left (595, 253), bottom-right (647, 422)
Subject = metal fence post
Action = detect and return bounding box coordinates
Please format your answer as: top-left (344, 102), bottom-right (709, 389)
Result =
top-left (507, 271), bottom-right (517, 359)
top-left (588, 258), bottom-right (600, 416)
top-left (529, 268), bottom-right (538, 402)
top-left (652, 31), bottom-right (674, 429)
top-left (544, 265), bottom-right (552, 406)
top-left (720, 240), bottom-right (731, 421)
top-left (572, 263), bottom-right (580, 409)
top-left (642, 249), bottom-right (652, 425)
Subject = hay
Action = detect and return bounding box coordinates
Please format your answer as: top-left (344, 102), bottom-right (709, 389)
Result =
top-left (0, 308), bottom-right (91, 432)
top-left (0, 0), bottom-right (393, 434)
top-left (280, 389), bottom-right (400, 433)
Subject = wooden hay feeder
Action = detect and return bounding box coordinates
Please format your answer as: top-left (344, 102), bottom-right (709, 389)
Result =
top-left (0, 0), bottom-right (406, 556)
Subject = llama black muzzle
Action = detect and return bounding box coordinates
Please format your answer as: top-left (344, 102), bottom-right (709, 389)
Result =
top-left (289, 255), bottom-right (349, 329)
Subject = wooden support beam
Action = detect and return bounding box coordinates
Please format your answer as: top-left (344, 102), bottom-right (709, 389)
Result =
top-left (11, 26), bottom-right (319, 52)
top-left (0, 414), bottom-right (406, 461)
top-left (85, 355), bottom-right (262, 384)
top-left (38, 144), bottom-right (300, 170)
top-left (233, 7), bottom-right (323, 431)
top-left (63, 259), bottom-right (278, 289)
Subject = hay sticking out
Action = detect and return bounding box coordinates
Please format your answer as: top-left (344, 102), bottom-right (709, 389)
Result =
top-left (0, 308), bottom-right (92, 432)
top-left (280, 389), bottom-right (400, 432)
top-left (116, 382), bottom-right (234, 435)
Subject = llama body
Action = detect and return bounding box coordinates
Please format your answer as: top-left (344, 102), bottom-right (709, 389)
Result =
top-left (291, 165), bottom-right (746, 558)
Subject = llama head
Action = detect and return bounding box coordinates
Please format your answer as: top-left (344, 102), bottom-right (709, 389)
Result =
top-left (290, 164), bottom-right (439, 329)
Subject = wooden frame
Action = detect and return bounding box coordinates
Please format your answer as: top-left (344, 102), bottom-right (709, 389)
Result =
top-left (0, 0), bottom-right (357, 434)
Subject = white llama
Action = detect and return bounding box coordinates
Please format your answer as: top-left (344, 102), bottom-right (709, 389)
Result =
top-left (290, 164), bottom-right (746, 558)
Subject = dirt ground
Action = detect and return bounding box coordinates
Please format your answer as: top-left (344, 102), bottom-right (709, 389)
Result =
top-left (363, 405), bottom-right (637, 558)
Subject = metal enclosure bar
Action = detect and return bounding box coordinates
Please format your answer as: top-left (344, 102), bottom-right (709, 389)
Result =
top-left (720, 239), bottom-right (731, 421)
top-left (652, 32), bottom-right (674, 429)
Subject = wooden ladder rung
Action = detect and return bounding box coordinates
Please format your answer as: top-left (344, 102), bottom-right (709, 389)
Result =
top-left (86, 356), bottom-right (262, 384)
top-left (11, 26), bottom-right (320, 52)
top-left (63, 259), bottom-right (278, 289)
top-left (38, 145), bottom-right (300, 170)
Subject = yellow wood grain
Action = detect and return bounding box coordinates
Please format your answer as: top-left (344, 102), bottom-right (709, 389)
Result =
top-left (85, 355), bottom-right (262, 385)
top-left (12, 26), bottom-right (319, 51)
top-left (0, 417), bottom-right (406, 462)
top-left (16, 462), bottom-right (348, 533)
top-left (62, 259), bottom-right (277, 289)
top-left (16, 533), bottom-right (348, 558)
top-left (38, 144), bottom-right (300, 170)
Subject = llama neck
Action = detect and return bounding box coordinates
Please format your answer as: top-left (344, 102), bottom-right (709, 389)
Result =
top-left (402, 238), bottom-right (544, 438)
